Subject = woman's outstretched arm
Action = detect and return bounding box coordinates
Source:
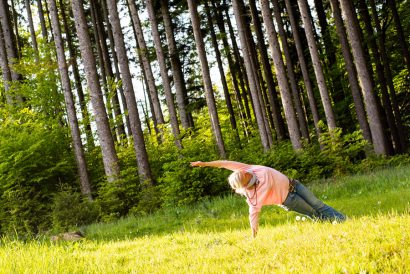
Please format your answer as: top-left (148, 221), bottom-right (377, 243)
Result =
top-left (190, 160), bottom-right (250, 171)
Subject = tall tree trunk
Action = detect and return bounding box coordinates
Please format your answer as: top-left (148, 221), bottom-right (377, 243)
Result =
top-left (128, 0), bottom-right (164, 125)
top-left (248, 0), bottom-right (287, 141)
top-left (160, 0), bottom-right (190, 130)
top-left (204, 0), bottom-right (241, 145)
top-left (0, 23), bottom-right (13, 104)
top-left (232, 0), bottom-right (271, 151)
top-left (243, 0), bottom-right (274, 147)
top-left (47, 0), bottom-right (92, 200)
top-left (58, 0), bottom-right (94, 148)
top-left (0, 0), bottom-right (20, 82)
top-left (284, 0), bottom-right (321, 138)
top-left (222, 0), bottom-right (253, 123)
top-left (91, 0), bottom-right (126, 142)
top-left (146, 0), bottom-right (182, 149)
top-left (36, 0), bottom-right (48, 41)
top-left (388, 0), bottom-right (410, 73)
top-left (358, 0), bottom-right (396, 154)
top-left (187, 0), bottom-right (226, 158)
top-left (100, 0), bottom-right (131, 138)
top-left (106, 0), bottom-right (154, 184)
top-left (369, 0), bottom-right (406, 152)
top-left (339, 0), bottom-right (388, 155)
top-left (271, 0), bottom-right (309, 140)
top-left (329, 0), bottom-right (372, 143)
top-left (313, 0), bottom-right (345, 107)
top-left (297, 0), bottom-right (337, 130)
top-left (212, 0), bottom-right (251, 140)
top-left (259, 0), bottom-right (302, 150)
top-left (70, 0), bottom-right (120, 181)
top-left (127, 0), bottom-right (164, 130)
top-left (25, 0), bottom-right (39, 62)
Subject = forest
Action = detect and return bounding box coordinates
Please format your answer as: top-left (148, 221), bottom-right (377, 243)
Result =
top-left (0, 0), bottom-right (409, 236)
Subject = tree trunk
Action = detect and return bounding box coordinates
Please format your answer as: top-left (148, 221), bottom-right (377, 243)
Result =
top-left (212, 0), bottom-right (251, 140)
top-left (222, 0), bottom-right (253, 123)
top-left (91, 0), bottom-right (126, 142)
top-left (339, 0), bottom-right (388, 155)
top-left (232, 0), bottom-right (271, 151)
top-left (0, 0), bottom-right (20, 82)
top-left (284, 0), bottom-right (321, 138)
top-left (204, 0), bottom-right (241, 145)
top-left (297, 0), bottom-right (337, 130)
top-left (271, 0), bottom-right (309, 140)
top-left (0, 23), bottom-right (13, 104)
top-left (106, 0), bottom-right (154, 184)
top-left (369, 0), bottom-right (406, 152)
top-left (146, 0), bottom-right (182, 149)
top-left (127, 0), bottom-right (164, 129)
top-left (47, 0), bottom-right (92, 200)
top-left (259, 0), bottom-right (302, 150)
top-left (160, 0), bottom-right (190, 129)
top-left (100, 0), bottom-right (131, 139)
top-left (388, 0), bottom-right (410, 73)
top-left (358, 0), bottom-right (396, 154)
top-left (329, 0), bottom-right (372, 143)
top-left (248, 0), bottom-right (287, 141)
top-left (25, 0), bottom-right (39, 62)
top-left (36, 0), bottom-right (48, 41)
top-left (70, 0), bottom-right (120, 181)
top-left (58, 0), bottom-right (94, 148)
top-left (187, 0), bottom-right (226, 158)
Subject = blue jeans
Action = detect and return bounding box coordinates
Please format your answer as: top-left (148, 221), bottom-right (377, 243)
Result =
top-left (281, 180), bottom-right (346, 222)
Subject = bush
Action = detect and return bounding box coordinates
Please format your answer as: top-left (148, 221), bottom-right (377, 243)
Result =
top-left (51, 190), bottom-right (100, 232)
top-left (0, 108), bottom-right (76, 236)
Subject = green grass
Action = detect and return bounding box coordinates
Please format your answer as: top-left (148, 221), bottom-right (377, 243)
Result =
top-left (1, 165), bottom-right (409, 273)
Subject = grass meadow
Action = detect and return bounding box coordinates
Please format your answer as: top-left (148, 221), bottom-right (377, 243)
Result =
top-left (1, 165), bottom-right (409, 273)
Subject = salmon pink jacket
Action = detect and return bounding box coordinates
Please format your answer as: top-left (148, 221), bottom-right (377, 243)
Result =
top-left (203, 160), bottom-right (290, 233)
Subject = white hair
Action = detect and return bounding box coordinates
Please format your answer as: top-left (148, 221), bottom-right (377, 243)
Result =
top-left (228, 170), bottom-right (256, 196)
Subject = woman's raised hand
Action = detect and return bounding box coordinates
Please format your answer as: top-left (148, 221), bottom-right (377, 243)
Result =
top-left (190, 161), bottom-right (203, 167)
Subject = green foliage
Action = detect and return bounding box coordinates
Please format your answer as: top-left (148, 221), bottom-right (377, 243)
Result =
top-left (51, 189), bottom-right (100, 232)
top-left (0, 108), bottom-right (76, 236)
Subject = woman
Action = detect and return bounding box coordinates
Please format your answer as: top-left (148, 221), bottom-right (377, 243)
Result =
top-left (190, 160), bottom-right (346, 237)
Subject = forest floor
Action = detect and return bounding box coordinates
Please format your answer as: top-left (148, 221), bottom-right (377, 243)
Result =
top-left (1, 165), bottom-right (409, 273)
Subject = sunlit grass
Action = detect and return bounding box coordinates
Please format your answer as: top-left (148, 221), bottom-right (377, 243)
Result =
top-left (0, 165), bottom-right (409, 273)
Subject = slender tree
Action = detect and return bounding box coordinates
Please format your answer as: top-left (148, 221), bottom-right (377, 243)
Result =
top-left (204, 0), bottom-right (241, 145)
top-left (127, 0), bottom-right (165, 130)
top-left (36, 0), bottom-right (48, 41)
top-left (259, 0), bottom-right (302, 150)
top-left (329, 0), bottom-right (372, 143)
top-left (297, 0), bottom-right (336, 130)
top-left (358, 0), bottom-right (397, 154)
top-left (284, 0), bottom-right (321, 137)
top-left (160, 0), bottom-right (191, 129)
top-left (106, 0), bottom-right (154, 184)
top-left (248, 0), bottom-right (287, 141)
top-left (146, 0), bottom-right (182, 149)
top-left (47, 0), bottom-right (92, 200)
top-left (271, 0), bottom-right (309, 140)
top-left (58, 0), bottom-right (94, 147)
top-left (339, 0), bottom-right (388, 155)
top-left (387, 0), bottom-right (410, 73)
top-left (71, 0), bottom-right (120, 181)
top-left (0, 22), bottom-right (13, 104)
top-left (25, 0), bottom-right (39, 62)
top-left (232, 0), bottom-right (271, 151)
top-left (187, 0), bottom-right (226, 158)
